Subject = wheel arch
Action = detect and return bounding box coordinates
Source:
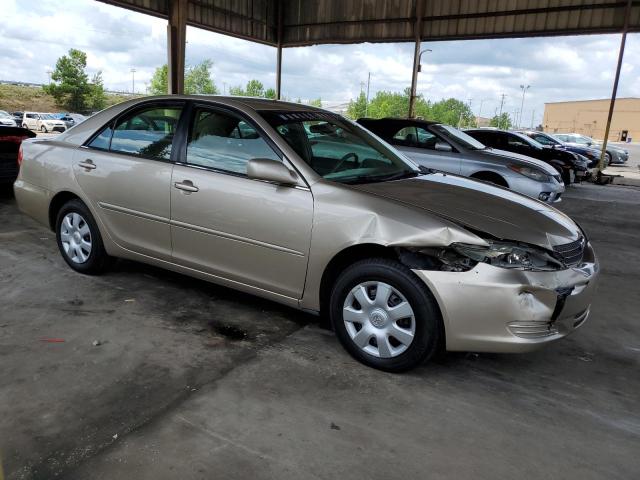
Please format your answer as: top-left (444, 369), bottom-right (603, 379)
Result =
top-left (470, 170), bottom-right (509, 187)
top-left (318, 243), bottom-right (398, 317)
top-left (48, 191), bottom-right (82, 230)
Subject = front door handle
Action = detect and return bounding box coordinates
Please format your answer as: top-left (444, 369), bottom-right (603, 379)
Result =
top-left (174, 180), bottom-right (199, 193)
top-left (78, 159), bottom-right (96, 170)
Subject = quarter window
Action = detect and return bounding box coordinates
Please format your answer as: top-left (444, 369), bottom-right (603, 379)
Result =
top-left (88, 124), bottom-right (114, 150)
top-left (109, 106), bottom-right (182, 160)
top-left (186, 109), bottom-right (280, 175)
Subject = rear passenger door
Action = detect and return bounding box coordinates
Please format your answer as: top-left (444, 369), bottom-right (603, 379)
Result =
top-left (169, 104), bottom-right (313, 299)
top-left (74, 102), bottom-right (183, 259)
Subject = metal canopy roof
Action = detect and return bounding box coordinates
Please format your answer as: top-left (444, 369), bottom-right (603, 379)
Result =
top-left (101, 0), bottom-right (640, 46)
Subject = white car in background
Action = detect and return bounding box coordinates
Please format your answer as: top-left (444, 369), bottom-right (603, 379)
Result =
top-left (22, 112), bottom-right (66, 133)
top-left (0, 110), bottom-right (18, 126)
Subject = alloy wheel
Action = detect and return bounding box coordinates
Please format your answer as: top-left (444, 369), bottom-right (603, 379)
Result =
top-left (60, 212), bottom-right (92, 263)
top-left (343, 281), bottom-right (416, 358)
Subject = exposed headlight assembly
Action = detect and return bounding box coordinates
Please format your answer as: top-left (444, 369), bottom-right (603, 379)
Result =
top-left (451, 241), bottom-right (565, 271)
top-left (508, 165), bottom-right (550, 182)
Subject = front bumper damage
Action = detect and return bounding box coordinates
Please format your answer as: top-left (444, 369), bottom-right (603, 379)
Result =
top-left (413, 242), bottom-right (598, 353)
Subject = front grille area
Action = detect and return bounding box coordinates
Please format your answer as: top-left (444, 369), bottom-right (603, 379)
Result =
top-left (553, 237), bottom-right (585, 266)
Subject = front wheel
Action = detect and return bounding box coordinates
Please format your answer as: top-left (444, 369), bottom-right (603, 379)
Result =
top-left (330, 258), bottom-right (441, 372)
top-left (55, 199), bottom-right (111, 274)
top-left (40, 125), bottom-right (47, 133)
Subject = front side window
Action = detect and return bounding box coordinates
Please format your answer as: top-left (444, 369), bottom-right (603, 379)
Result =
top-left (109, 106), bottom-right (182, 160)
top-left (392, 126), bottom-right (437, 148)
top-left (261, 111), bottom-right (418, 184)
top-left (186, 109), bottom-right (280, 174)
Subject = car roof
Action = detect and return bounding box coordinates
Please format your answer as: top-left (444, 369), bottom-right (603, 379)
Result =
top-left (134, 95), bottom-right (326, 113)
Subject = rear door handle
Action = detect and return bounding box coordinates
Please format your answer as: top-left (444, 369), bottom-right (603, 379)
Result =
top-left (174, 180), bottom-right (199, 193)
top-left (78, 159), bottom-right (96, 170)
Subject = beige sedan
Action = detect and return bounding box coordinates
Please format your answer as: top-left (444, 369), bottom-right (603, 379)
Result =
top-left (14, 96), bottom-right (598, 371)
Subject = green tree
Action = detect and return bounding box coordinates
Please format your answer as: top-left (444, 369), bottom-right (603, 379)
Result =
top-left (429, 98), bottom-right (474, 127)
top-left (490, 112), bottom-right (512, 129)
top-left (45, 48), bottom-right (91, 112)
top-left (185, 59), bottom-right (218, 94)
top-left (367, 90), bottom-right (411, 118)
top-left (346, 91), bottom-right (368, 119)
top-left (308, 98), bottom-right (322, 107)
top-left (86, 72), bottom-right (106, 111)
top-left (149, 65), bottom-right (168, 95)
top-left (245, 79), bottom-right (264, 97)
top-left (229, 85), bottom-right (245, 96)
top-left (264, 88), bottom-right (277, 99)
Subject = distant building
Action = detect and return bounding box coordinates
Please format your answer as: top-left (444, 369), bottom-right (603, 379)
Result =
top-left (474, 116), bottom-right (491, 128)
top-left (543, 98), bottom-right (639, 142)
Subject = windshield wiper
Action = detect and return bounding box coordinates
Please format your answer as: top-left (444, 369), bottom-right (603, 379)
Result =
top-left (340, 171), bottom-right (420, 185)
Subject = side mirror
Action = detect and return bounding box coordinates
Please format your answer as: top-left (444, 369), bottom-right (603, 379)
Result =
top-left (435, 141), bottom-right (453, 152)
top-left (247, 158), bottom-right (300, 186)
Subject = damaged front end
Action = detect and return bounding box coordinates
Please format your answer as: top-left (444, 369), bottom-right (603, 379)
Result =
top-left (395, 234), bottom-right (599, 353)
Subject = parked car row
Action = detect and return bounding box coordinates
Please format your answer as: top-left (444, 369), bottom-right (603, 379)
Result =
top-left (12, 96), bottom-right (598, 372)
top-left (0, 111), bottom-right (87, 133)
top-left (553, 133), bottom-right (629, 165)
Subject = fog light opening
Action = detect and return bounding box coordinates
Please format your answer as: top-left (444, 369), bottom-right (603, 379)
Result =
top-left (538, 192), bottom-right (551, 201)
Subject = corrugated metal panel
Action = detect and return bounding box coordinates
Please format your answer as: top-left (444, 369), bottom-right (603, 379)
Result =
top-left (97, 0), bottom-right (169, 18)
top-left (98, 0), bottom-right (640, 47)
top-left (188, 0), bottom-right (277, 45)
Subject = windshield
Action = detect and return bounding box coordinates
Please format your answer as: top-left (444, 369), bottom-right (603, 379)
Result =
top-left (432, 124), bottom-right (486, 150)
top-left (531, 132), bottom-right (562, 146)
top-left (260, 111), bottom-right (419, 184)
top-left (513, 131), bottom-right (544, 149)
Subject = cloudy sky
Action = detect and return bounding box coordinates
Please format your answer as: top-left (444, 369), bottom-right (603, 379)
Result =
top-left (1, 0), bottom-right (639, 124)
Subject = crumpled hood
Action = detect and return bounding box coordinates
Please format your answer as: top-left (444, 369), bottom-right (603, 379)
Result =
top-left (351, 173), bottom-right (581, 249)
top-left (480, 148), bottom-right (559, 175)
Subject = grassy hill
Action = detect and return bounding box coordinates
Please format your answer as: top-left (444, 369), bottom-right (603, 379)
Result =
top-left (0, 84), bottom-right (142, 113)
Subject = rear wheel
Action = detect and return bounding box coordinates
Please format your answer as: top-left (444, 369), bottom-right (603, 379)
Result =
top-left (330, 258), bottom-right (441, 372)
top-left (55, 199), bottom-right (111, 274)
top-left (605, 152), bottom-right (612, 164)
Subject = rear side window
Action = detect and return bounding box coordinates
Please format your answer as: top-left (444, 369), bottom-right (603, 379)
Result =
top-left (186, 108), bottom-right (280, 175)
top-left (107, 106), bottom-right (182, 160)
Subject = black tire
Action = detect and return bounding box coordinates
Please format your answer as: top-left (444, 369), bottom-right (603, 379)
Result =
top-left (40, 125), bottom-right (47, 133)
top-left (330, 258), bottom-right (441, 372)
top-left (55, 199), bottom-right (111, 274)
top-left (605, 152), bottom-right (612, 165)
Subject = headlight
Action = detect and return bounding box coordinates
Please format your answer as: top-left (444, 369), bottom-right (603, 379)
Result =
top-left (508, 165), bottom-right (550, 182)
top-left (451, 241), bottom-right (565, 271)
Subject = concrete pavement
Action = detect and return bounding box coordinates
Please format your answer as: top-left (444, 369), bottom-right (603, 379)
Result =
top-left (1, 183), bottom-right (639, 479)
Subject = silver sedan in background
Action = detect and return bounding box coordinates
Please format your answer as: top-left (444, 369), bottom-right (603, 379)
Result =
top-left (357, 118), bottom-right (565, 203)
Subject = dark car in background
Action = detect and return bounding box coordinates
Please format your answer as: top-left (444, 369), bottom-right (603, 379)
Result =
top-left (60, 113), bottom-right (87, 130)
top-left (466, 129), bottom-right (589, 184)
top-left (12, 112), bottom-right (24, 125)
top-left (0, 126), bottom-right (36, 186)
top-left (554, 133), bottom-right (629, 165)
top-left (518, 130), bottom-right (604, 169)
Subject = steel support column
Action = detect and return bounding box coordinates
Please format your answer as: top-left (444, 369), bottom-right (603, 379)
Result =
top-left (275, 0), bottom-right (283, 99)
top-left (408, 0), bottom-right (424, 118)
top-left (598, 0), bottom-right (632, 172)
top-left (167, 0), bottom-right (187, 94)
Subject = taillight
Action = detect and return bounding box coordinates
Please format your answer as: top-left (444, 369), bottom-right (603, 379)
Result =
top-left (17, 144), bottom-right (24, 167)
